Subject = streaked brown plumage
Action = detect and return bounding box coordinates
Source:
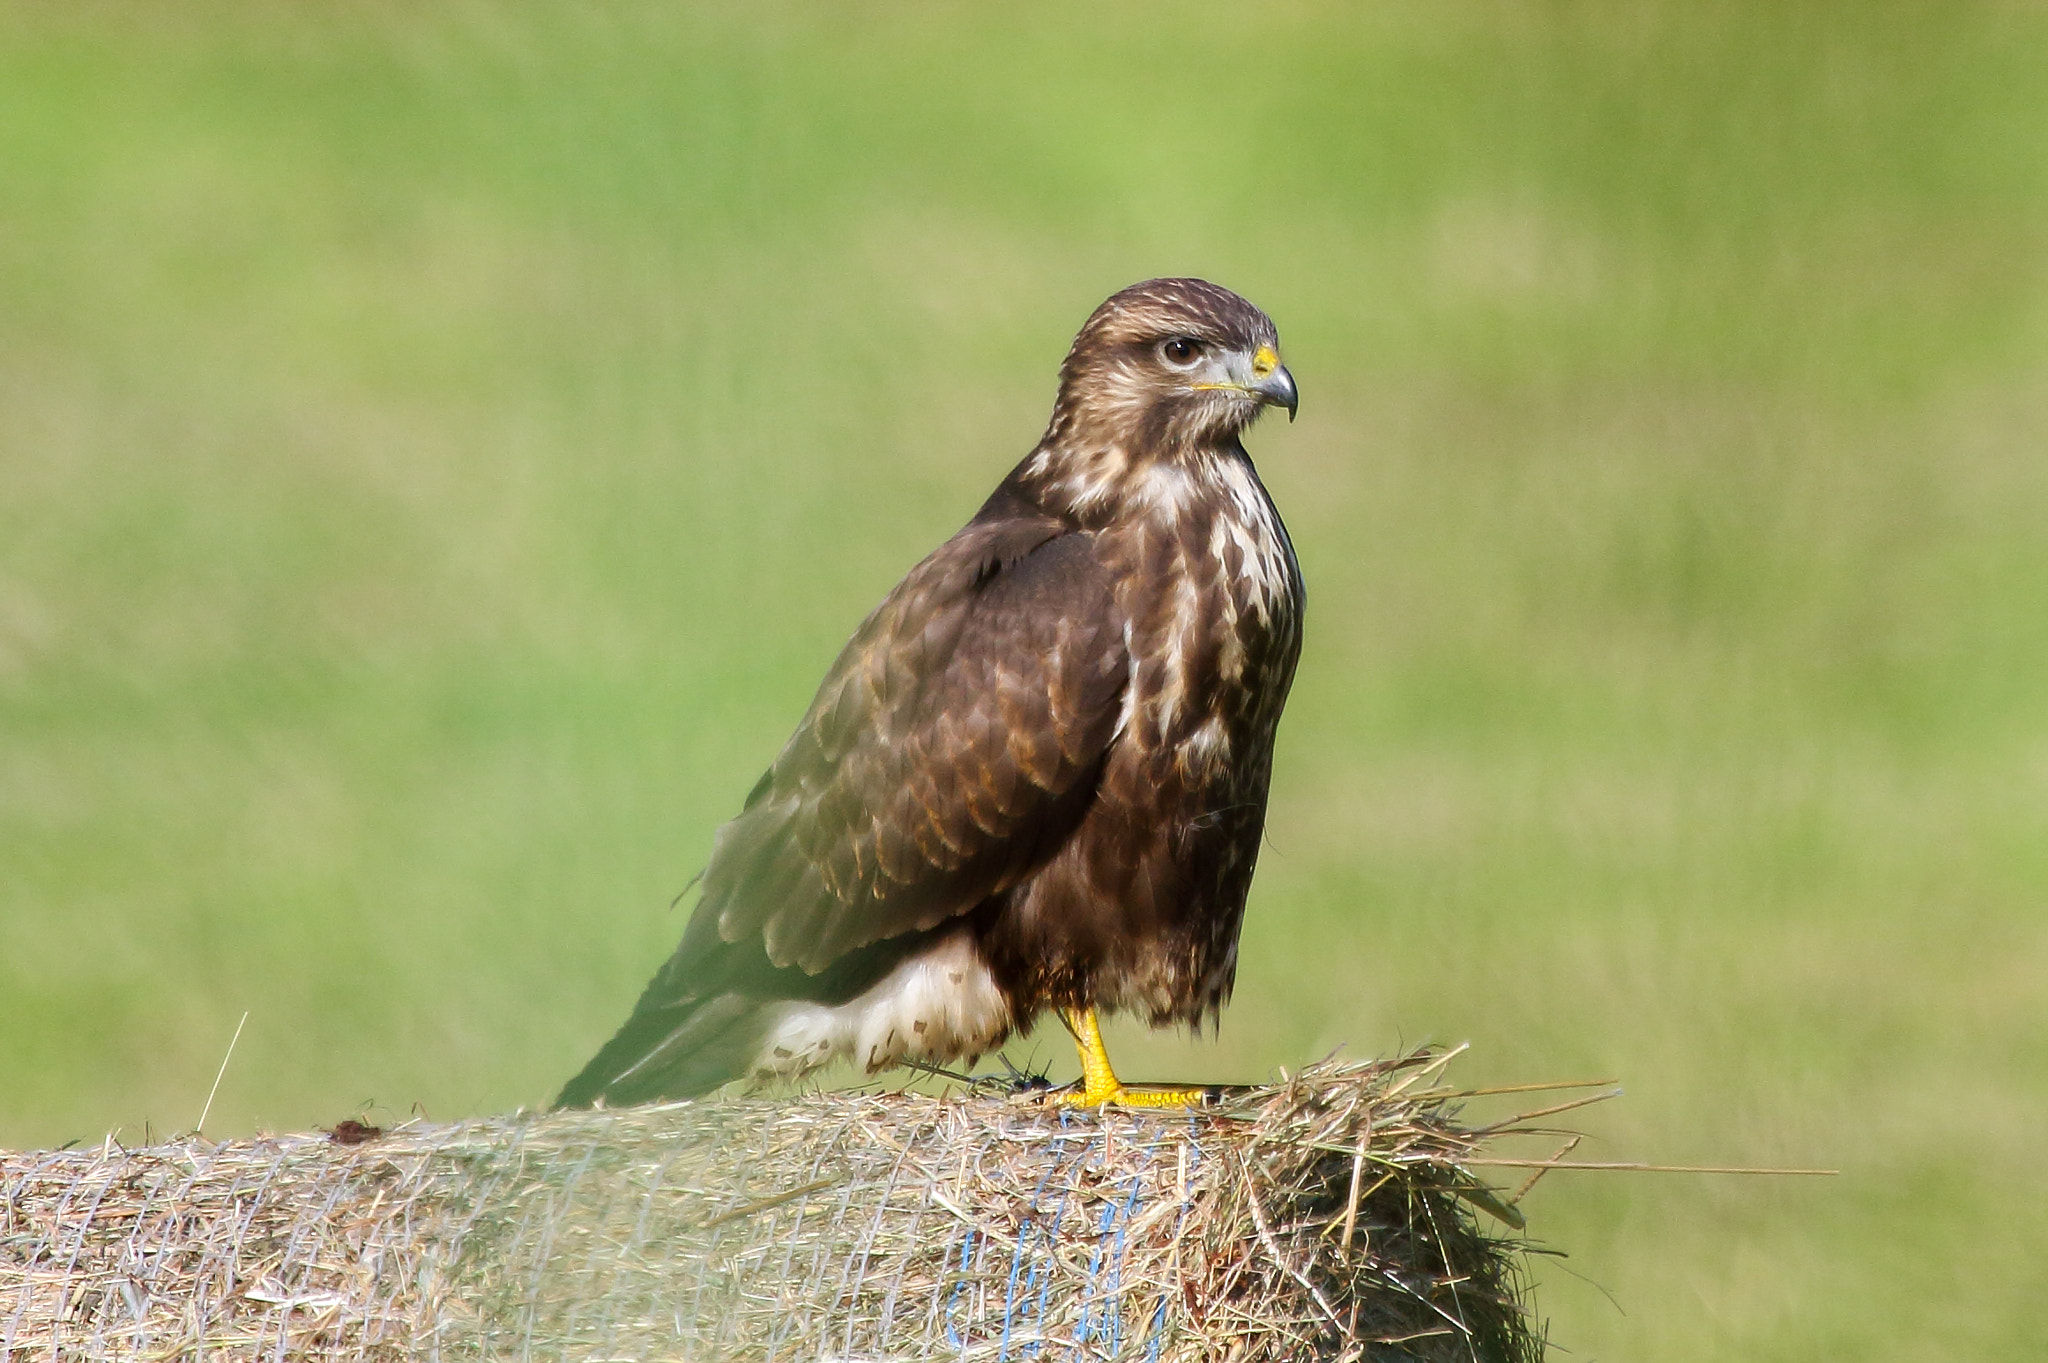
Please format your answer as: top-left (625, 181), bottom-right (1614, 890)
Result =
top-left (557, 278), bottom-right (1303, 1108)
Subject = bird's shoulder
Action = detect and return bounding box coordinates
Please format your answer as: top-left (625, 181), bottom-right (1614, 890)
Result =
top-left (689, 481), bottom-right (1130, 974)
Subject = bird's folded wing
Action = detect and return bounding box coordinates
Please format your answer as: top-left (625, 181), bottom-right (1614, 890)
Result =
top-left (690, 516), bottom-right (1128, 976)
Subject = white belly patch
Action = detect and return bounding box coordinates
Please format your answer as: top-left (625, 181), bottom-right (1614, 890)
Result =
top-left (749, 931), bottom-right (1014, 1081)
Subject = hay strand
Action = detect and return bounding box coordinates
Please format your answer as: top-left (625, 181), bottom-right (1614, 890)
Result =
top-left (2, 1051), bottom-right (1547, 1361)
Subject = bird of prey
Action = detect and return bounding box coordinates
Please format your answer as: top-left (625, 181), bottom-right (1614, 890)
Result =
top-left (556, 278), bottom-right (1303, 1110)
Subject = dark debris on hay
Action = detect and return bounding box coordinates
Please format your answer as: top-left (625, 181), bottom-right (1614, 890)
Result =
top-left (1, 1050), bottom-right (1550, 1361)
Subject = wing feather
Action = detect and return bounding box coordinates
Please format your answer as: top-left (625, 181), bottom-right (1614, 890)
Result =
top-left (680, 513), bottom-right (1126, 980)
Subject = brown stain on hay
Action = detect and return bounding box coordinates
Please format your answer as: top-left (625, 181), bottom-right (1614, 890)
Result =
top-left (326, 1121), bottom-right (384, 1148)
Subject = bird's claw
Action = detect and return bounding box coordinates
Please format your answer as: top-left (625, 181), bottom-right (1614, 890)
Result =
top-left (1040, 1080), bottom-right (1217, 1109)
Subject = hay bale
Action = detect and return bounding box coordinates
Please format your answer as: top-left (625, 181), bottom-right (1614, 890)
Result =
top-left (1, 1052), bottom-right (1543, 1361)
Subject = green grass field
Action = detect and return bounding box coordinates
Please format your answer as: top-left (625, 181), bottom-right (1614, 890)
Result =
top-left (4, 3), bottom-right (2045, 1357)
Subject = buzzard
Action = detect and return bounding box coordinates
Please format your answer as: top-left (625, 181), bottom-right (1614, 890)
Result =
top-left (557, 278), bottom-right (1303, 1109)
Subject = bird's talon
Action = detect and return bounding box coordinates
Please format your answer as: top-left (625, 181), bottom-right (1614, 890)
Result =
top-left (1042, 1007), bottom-right (1217, 1108)
top-left (1042, 1082), bottom-right (1214, 1110)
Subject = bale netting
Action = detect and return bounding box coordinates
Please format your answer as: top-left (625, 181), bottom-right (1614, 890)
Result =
top-left (2, 1051), bottom-right (1548, 1362)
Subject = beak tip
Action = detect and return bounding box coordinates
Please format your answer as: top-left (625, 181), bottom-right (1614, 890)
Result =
top-left (1257, 364), bottom-right (1300, 423)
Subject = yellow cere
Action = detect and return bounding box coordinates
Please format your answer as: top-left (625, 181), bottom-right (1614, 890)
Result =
top-left (1251, 344), bottom-right (1279, 377)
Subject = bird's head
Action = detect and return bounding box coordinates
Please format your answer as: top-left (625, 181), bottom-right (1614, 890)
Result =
top-left (1048, 278), bottom-right (1298, 454)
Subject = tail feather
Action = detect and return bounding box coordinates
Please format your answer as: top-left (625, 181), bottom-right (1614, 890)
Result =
top-left (555, 921), bottom-right (960, 1110)
top-left (552, 993), bottom-right (763, 1109)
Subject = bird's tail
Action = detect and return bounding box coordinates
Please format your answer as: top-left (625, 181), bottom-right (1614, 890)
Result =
top-left (552, 993), bottom-right (764, 1109)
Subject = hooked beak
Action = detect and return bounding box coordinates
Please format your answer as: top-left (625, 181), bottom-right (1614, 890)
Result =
top-left (1193, 343), bottom-right (1301, 422)
top-left (1255, 363), bottom-right (1299, 422)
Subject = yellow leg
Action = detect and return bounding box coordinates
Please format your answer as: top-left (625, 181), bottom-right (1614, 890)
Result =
top-left (1048, 1007), bottom-right (1211, 1109)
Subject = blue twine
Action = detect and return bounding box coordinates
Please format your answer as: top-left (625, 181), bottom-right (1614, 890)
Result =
top-left (1073, 1132), bottom-right (1116, 1346)
top-left (1102, 1139), bottom-right (1159, 1355)
top-left (996, 1215), bottom-right (1032, 1362)
top-left (1144, 1299), bottom-right (1170, 1363)
top-left (943, 1227), bottom-right (977, 1352)
top-left (1025, 1139), bottom-right (1078, 1359)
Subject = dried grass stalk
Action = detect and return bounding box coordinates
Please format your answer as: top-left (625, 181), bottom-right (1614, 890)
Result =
top-left (1, 1051), bottom-right (1544, 1361)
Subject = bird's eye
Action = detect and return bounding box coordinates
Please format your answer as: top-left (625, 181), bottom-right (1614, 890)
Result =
top-left (1159, 337), bottom-right (1204, 367)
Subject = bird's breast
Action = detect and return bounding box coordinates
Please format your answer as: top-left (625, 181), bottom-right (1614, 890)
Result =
top-left (1104, 453), bottom-right (1302, 759)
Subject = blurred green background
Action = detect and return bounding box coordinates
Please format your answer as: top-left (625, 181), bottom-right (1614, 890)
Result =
top-left (4, 1), bottom-right (2045, 1357)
